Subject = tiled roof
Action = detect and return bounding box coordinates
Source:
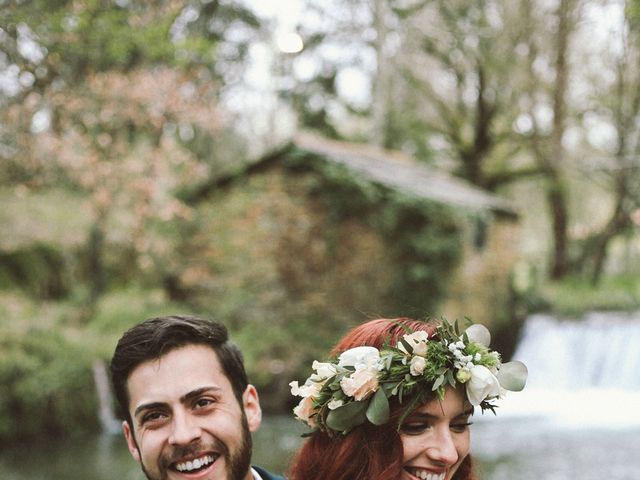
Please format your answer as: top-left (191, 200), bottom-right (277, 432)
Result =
top-left (294, 132), bottom-right (518, 218)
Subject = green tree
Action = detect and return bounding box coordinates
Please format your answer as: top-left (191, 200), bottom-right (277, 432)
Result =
top-left (0, 0), bottom-right (262, 315)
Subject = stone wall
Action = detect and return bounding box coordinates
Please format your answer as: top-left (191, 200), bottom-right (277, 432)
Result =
top-left (442, 214), bottom-right (520, 329)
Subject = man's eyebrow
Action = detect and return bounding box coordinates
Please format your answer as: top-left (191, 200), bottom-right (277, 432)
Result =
top-left (179, 386), bottom-right (221, 404)
top-left (133, 386), bottom-right (222, 418)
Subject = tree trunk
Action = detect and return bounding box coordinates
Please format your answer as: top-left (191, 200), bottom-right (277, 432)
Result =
top-left (87, 222), bottom-right (106, 304)
top-left (471, 64), bottom-right (493, 189)
top-left (546, 0), bottom-right (575, 279)
top-left (547, 178), bottom-right (570, 278)
top-left (371, 0), bottom-right (389, 147)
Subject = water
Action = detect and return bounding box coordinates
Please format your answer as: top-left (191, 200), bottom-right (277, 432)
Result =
top-left (471, 311), bottom-right (640, 480)
top-left (472, 417), bottom-right (640, 480)
top-left (2, 312), bottom-right (640, 479)
top-left (2, 415), bottom-right (639, 479)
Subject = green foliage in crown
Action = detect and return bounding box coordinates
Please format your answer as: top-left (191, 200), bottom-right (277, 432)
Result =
top-left (290, 319), bottom-right (527, 436)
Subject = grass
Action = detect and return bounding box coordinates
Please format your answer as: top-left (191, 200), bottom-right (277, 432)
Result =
top-left (539, 275), bottom-right (640, 317)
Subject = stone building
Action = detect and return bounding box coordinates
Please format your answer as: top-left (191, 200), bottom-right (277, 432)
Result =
top-left (188, 132), bottom-right (519, 335)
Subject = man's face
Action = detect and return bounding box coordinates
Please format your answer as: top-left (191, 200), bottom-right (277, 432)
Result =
top-left (122, 345), bottom-right (262, 480)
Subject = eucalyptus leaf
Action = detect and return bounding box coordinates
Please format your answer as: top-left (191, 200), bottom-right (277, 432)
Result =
top-left (399, 337), bottom-right (414, 354)
top-left (366, 388), bottom-right (390, 425)
top-left (384, 382), bottom-right (399, 394)
top-left (445, 370), bottom-right (455, 386)
top-left (326, 400), bottom-right (368, 433)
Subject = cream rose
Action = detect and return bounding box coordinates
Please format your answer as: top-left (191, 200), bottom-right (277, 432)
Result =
top-left (340, 367), bottom-right (379, 401)
top-left (409, 355), bottom-right (427, 376)
top-left (399, 331), bottom-right (430, 356)
top-left (293, 396), bottom-right (317, 427)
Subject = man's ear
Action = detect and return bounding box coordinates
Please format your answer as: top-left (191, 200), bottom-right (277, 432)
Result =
top-left (123, 420), bottom-right (141, 462)
top-left (242, 384), bottom-right (262, 433)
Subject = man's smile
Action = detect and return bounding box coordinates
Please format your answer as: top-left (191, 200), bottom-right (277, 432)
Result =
top-left (172, 453), bottom-right (218, 473)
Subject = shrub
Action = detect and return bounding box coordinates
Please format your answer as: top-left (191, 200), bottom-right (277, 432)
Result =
top-left (0, 326), bottom-right (98, 444)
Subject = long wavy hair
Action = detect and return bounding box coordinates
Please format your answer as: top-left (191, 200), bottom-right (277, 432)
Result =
top-left (287, 318), bottom-right (478, 480)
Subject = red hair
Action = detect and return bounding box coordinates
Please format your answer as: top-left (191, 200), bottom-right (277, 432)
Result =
top-left (287, 318), bottom-right (478, 480)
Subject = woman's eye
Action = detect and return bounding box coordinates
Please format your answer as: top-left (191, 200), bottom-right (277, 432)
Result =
top-left (400, 423), bottom-right (430, 435)
top-left (450, 422), bottom-right (473, 433)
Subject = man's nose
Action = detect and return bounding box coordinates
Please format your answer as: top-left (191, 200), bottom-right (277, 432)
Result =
top-left (169, 411), bottom-right (201, 445)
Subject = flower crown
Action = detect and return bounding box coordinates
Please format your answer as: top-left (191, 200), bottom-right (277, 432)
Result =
top-left (290, 319), bottom-right (527, 436)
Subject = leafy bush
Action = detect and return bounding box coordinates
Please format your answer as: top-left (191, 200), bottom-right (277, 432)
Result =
top-left (0, 326), bottom-right (98, 444)
top-left (0, 243), bottom-right (71, 299)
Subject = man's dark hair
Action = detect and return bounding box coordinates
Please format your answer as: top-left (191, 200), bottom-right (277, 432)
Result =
top-left (110, 314), bottom-right (249, 426)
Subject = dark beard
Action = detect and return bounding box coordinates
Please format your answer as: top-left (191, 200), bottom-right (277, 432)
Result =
top-left (137, 412), bottom-right (253, 480)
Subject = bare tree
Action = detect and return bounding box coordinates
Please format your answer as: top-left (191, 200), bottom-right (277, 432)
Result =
top-left (575, 0), bottom-right (640, 284)
top-left (519, 0), bottom-right (580, 279)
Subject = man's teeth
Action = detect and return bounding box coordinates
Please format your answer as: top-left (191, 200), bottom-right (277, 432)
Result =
top-left (409, 469), bottom-right (445, 480)
top-left (175, 455), bottom-right (215, 472)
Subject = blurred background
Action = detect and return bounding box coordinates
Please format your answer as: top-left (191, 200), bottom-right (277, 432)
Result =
top-left (1, 0), bottom-right (640, 478)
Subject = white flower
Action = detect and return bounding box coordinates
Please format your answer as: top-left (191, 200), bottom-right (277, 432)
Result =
top-left (289, 380), bottom-right (302, 396)
top-left (311, 361), bottom-right (337, 380)
top-left (399, 331), bottom-right (430, 356)
top-left (409, 355), bottom-right (427, 376)
top-left (340, 367), bottom-right (379, 401)
top-left (466, 364), bottom-right (501, 406)
top-left (338, 346), bottom-right (381, 370)
top-left (327, 399), bottom-right (344, 410)
top-left (448, 340), bottom-right (465, 354)
top-left (496, 361), bottom-right (528, 392)
top-left (465, 324), bottom-right (491, 347)
top-left (290, 380), bottom-right (321, 398)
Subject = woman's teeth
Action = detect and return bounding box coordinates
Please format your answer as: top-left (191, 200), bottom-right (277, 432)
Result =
top-left (407, 468), bottom-right (445, 480)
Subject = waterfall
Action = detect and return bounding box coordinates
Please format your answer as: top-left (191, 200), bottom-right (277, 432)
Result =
top-left (513, 312), bottom-right (640, 390)
top-left (92, 359), bottom-right (122, 435)
top-left (493, 311), bottom-right (640, 427)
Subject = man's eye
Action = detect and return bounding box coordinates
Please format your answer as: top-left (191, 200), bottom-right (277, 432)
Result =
top-left (194, 398), bottom-right (215, 409)
top-left (141, 412), bottom-right (166, 424)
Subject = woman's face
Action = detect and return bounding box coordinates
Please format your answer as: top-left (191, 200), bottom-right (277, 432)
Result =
top-left (400, 387), bottom-right (472, 480)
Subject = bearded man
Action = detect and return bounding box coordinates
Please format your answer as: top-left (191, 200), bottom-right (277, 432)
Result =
top-left (110, 315), bottom-right (284, 480)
